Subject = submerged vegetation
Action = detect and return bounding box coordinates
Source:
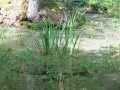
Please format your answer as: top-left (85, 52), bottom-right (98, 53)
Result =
top-left (0, 43), bottom-right (120, 89)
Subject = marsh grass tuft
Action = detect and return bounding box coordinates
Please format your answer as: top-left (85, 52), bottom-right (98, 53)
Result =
top-left (29, 13), bottom-right (82, 58)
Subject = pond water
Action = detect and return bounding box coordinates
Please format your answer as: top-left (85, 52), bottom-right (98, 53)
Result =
top-left (0, 13), bottom-right (120, 90)
top-left (1, 54), bottom-right (120, 90)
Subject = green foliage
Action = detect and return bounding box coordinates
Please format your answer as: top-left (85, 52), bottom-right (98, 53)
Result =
top-left (80, 0), bottom-right (120, 18)
top-left (0, 46), bottom-right (120, 89)
top-left (39, 19), bottom-right (56, 54)
top-left (40, 0), bottom-right (59, 10)
top-left (74, 9), bottom-right (87, 25)
top-left (19, 21), bottom-right (38, 30)
top-left (0, 50), bottom-right (9, 62)
top-left (63, 0), bottom-right (83, 9)
top-left (62, 12), bottom-right (80, 56)
top-left (19, 17), bottom-right (55, 30)
top-left (65, 0), bottom-right (120, 18)
top-left (29, 13), bottom-right (81, 57)
top-left (76, 15), bottom-right (86, 25)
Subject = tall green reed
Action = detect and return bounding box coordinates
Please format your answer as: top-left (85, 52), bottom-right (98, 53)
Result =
top-left (62, 12), bottom-right (80, 56)
top-left (39, 18), bottom-right (57, 54)
top-left (30, 13), bottom-right (82, 58)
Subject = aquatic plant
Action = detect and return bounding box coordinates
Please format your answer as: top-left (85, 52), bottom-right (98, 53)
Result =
top-left (29, 12), bottom-right (82, 57)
